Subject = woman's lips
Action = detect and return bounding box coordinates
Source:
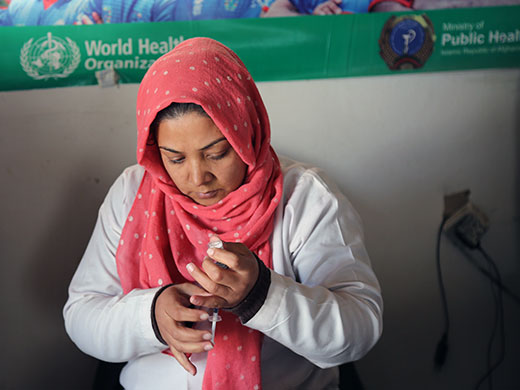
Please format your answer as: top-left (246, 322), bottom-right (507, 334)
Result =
top-left (196, 190), bottom-right (219, 199)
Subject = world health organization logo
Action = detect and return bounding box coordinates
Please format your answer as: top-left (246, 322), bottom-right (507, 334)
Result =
top-left (20, 32), bottom-right (80, 80)
top-left (379, 14), bottom-right (435, 70)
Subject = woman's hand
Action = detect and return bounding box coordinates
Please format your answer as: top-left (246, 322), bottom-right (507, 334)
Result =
top-left (154, 283), bottom-right (214, 375)
top-left (186, 236), bottom-right (259, 309)
top-left (313, 0), bottom-right (343, 15)
top-left (78, 12), bottom-right (103, 24)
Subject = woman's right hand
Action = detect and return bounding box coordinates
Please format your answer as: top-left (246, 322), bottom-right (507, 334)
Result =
top-left (154, 283), bottom-right (214, 376)
top-left (313, 0), bottom-right (343, 15)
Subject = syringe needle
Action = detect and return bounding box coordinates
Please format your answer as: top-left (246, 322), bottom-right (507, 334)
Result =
top-left (209, 308), bottom-right (222, 344)
top-left (211, 309), bottom-right (218, 344)
top-left (207, 238), bottom-right (224, 345)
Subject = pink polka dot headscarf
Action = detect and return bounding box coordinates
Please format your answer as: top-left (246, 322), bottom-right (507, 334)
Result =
top-left (116, 37), bottom-right (283, 389)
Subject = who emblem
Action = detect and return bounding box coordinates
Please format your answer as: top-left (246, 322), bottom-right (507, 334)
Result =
top-left (20, 32), bottom-right (80, 80)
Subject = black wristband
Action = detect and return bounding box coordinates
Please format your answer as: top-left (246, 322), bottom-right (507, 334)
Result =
top-left (227, 254), bottom-right (271, 324)
top-left (150, 283), bottom-right (174, 346)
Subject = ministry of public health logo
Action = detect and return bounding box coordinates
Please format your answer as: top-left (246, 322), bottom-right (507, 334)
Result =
top-left (379, 14), bottom-right (435, 70)
top-left (20, 32), bottom-right (80, 80)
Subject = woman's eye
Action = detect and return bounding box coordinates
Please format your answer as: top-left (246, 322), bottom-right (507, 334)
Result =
top-left (209, 149), bottom-right (229, 161)
top-left (169, 157), bottom-right (185, 164)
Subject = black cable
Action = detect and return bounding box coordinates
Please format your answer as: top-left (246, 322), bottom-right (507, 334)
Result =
top-left (458, 249), bottom-right (520, 307)
top-left (434, 217), bottom-right (449, 370)
top-left (487, 266), bottom-right (500, 390)
top-left (474, 245), bottom-right (506, 390)
top-left (479, 253), bottom-right (500, 390)
top-left (435, 206), bottom-right (515, 386)
top-left (434, 218), bottom-right (513, 377)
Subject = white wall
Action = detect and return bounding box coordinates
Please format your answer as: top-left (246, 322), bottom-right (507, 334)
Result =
top-left (1, 68), bottom-right (518, 389)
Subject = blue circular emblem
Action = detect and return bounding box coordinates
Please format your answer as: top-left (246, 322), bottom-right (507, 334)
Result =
top-left (389, 19), bottom-right (425, 56)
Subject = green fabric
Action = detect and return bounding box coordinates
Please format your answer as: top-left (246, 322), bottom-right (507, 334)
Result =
top-left (1, 6), bottom-right (519, 91)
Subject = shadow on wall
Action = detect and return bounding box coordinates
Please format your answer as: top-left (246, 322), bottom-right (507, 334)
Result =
top-left (18, 161), bottom-right (119, 390)
top-left (515, 75), bottom-right (520, 262)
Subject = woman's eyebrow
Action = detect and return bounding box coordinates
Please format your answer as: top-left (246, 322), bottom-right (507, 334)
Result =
top-left (200, 137), bottom-right (227, 151)
top-left (158, 146), bottom-right (180, 153)
top-left (158, 137), bottom-right (227, 154)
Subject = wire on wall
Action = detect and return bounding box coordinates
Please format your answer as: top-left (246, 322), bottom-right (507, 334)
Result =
top-left (435, 192), bottom-right (519, 389)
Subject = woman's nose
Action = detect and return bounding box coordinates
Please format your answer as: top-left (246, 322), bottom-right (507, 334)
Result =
top-left (189, 159), bottom-right (212, 186)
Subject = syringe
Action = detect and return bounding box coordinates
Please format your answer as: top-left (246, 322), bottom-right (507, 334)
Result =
top-left (208, 308), bottom-right (222, 345)
top-left (207, 239), bottom-right (227, 344)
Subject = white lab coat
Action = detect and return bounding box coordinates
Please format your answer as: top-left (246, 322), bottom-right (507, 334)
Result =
top-left (64, 157), bottom-right (383, 389)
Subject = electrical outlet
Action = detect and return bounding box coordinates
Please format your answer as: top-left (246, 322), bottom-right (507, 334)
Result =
top-left (443, 191), bottom-right (489, 249)
top-left (453, 212), bottom-right (489, 249)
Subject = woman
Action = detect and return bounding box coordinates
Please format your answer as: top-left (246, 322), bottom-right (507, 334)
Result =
top-left (264, 0), bottom-right (370, 16)
top-left (1, 0), bottom-right (89, 26)
top-left (64, 37), bottom-right (383, 389)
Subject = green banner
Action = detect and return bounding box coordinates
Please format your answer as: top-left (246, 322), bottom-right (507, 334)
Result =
top-left (1, 6), bottom-right (519, 91)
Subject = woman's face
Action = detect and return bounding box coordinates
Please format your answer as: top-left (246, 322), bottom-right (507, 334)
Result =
top-left (157, 111), bottom-right (248, 206)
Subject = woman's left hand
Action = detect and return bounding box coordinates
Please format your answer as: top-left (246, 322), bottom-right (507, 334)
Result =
top-left (186, 236), bottom-right (259, 309)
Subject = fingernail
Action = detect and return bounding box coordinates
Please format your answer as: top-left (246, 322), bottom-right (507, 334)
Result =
top-left (200, 313), bottom-right (209, 320)
top-left (203, 333), bottom-right (212, 340)
top-left (207, 248), bottom-right (214, 256)
top-left (208, 237), bottom-right (223, 249)
top-left (186, 263), bottom-right (194, 272)
top-left (204, 344), bottom-right (213, 351)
